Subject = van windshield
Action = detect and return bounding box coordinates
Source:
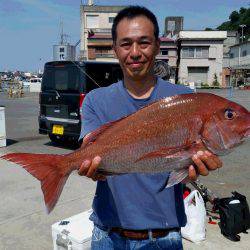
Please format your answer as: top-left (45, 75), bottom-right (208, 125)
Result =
top-left (42, 66), bottom-right (80, 93)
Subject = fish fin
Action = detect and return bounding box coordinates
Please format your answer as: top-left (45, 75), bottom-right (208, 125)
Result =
top-left (81, 116), bottom-right (127, 148)
top-left (0, 153), bottom-right (69, 213)
top-left (135, 144), bottom-right (194, 163)
top-left (97, 169), bottom-right (124, 176)
top-left (166, 169), bottom-right (188, 188)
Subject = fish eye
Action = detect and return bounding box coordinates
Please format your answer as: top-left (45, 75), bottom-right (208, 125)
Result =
top-left (224, 109), bottom-right (236, 120)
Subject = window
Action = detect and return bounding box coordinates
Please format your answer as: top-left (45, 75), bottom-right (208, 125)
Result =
top-left (86, 15), bottom-right (99, 28)
top-left (161, 49), bottom-right (168, 55)
top-left (42, 66), bottom-right (80, 93)
top-left (182, 47), bottom-right (208, 58)
top-left (167, 20), bottom-right (175, 31)
top-left (230, 53), bottom-right (234, 58)
top-left (242, 50), bottom-right (247, 57)
top-left (59, 47), bottom-right (65, 53)
top-left (182, 47), bottom-right (194, 58)
top-left (109, 17), bottom-right (115, 23)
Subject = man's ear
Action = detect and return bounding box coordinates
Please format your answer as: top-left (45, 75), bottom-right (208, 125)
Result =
top-left (155, 38), bottom-right (161, 55)
top-left (112, 43), bottom-right (118, 59)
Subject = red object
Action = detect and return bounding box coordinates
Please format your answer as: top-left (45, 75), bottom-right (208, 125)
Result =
top-left (208, 217), bottom-right (217, 225)
top-left (79, 93), bottom-right (85, 109)
top-left (183, 187), bottom-right (191, 199)
top-left (183, 190), bottom-right (190, 199)
top-left (1, 93), bottom-right (250, 214)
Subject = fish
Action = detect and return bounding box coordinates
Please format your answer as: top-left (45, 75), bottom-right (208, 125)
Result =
top-left (1, 93), bottom-right (250, 213)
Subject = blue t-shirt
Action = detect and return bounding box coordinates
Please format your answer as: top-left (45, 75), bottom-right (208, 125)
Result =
top-left (80, 78), bottom-right (193, 230)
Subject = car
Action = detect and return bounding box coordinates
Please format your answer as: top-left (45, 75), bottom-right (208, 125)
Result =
top-left (39, 61), bottom-right (123, 146)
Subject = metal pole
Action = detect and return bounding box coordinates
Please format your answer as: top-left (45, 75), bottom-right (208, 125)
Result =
top-left (239, 24), bottom-right (246, 43)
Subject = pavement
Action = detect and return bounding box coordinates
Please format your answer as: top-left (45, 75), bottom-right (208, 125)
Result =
top-left (0, 89), bottom-right (249, 250)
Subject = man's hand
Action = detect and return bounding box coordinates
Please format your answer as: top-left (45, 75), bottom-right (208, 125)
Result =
top-left (183, 150), bottom-right (222, 183)
top-left (78, 156), bottom-right (106, 181)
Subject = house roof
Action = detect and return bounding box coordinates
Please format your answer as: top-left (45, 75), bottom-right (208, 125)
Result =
top-left (178, 30), bottom-right (227, 40)
top-left (160, 37), bottom-right (175, 42)
top-left (230, 40), bottom-right (250, 48)
top-left (88, 34), bottom-right (112, 39)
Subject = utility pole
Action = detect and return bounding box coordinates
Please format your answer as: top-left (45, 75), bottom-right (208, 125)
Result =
top-left (239, 24), bottom-right (246, 43)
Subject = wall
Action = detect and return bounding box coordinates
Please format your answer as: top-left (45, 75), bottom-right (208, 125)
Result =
top-left (80, 5), bottom-right (124, 60)
top-left (178, 40), bottom-right (224, 85)
top-left (229, 42), bottom-right (250, 67)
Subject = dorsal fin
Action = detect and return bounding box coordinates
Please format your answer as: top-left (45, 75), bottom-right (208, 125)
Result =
top-left (81, 116), bottom-right (127, 148)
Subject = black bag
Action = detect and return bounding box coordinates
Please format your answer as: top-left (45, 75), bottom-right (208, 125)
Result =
top-left (214, 191), bottom-right (250, 241)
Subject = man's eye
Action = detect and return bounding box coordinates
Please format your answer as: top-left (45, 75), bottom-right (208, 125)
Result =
top-left (121, 43), bottom-right (130, 48)
top-left (140, 41), bottom-right (150, 48)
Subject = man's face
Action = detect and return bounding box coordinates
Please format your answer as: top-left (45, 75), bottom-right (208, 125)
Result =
top-left (113, 16), bottom-right (160, 81)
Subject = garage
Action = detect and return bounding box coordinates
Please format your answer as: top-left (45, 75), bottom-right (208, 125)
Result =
top-left (188, 67), bottom-right (208, 85)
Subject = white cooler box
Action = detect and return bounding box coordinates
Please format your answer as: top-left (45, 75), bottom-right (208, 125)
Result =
top-left (52, 209), bottom-right (93, 250)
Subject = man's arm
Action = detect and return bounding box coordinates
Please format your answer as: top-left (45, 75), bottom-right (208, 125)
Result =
top-left (78, 134), bottom-right (105, 181)
top-left (78, 93), bottom-right (106, 181)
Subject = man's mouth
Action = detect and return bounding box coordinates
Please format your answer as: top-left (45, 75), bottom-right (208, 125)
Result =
top-left (128, 62), bottom-right (144, 69)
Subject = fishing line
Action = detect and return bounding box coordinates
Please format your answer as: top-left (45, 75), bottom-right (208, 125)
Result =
top-left (69, 60), bottom-right (101, 88)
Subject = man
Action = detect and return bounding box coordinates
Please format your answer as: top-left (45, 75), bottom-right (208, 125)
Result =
top-left (79, 6), bottom-right (222, 250)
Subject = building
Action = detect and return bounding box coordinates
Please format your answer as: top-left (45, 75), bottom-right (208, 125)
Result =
top-left (157, 37), bottom-right (177, 67)
top-left (228, 41), bottom-right (250, 86)
top-left (156, 37), bottom-right (177, 81)
top-left (177, 31), bottom-right (227, 86)
top-left (80, 3), bottom-right (125, 61)
top-left (87, 33), bottom-right (114, 61)
top-left (222, 31), bottom-right (239, 87)
top-left (165, 17), bottom-right (184, 38)
top-left (223, 31), bottom-right (239, 56)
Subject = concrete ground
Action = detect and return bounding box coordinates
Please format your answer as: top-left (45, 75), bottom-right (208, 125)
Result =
top-left (0, 89), bottom-right (249, 250)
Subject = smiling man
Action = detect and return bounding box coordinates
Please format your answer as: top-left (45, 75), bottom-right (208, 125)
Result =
top-left (78, 6), bottom-right (222, 250)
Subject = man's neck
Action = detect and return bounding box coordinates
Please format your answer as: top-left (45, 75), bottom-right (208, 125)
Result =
top-left (124, 75), bottom-right (157, 99)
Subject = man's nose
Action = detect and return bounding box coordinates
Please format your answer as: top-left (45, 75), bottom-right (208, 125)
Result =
top-left (130, 43), bottom-right (141, 60)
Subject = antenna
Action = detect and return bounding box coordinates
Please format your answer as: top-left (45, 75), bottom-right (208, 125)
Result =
top-left (88, 0), bottom-right (94, 5)
top-left (60, 19), bottom-right (64, 44)
top-left (59, 18), bottom-right (70, 45)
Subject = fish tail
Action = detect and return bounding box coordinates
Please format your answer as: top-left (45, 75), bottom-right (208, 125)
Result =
top-left (1, 153), bottom-right (69, 213)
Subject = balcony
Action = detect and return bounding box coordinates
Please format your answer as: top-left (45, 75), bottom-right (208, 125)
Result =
top-left (95, 53), bottom-right (114, 58)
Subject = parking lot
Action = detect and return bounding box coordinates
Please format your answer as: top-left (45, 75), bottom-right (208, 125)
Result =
top-left (0, 89), bottom-right (249, 249)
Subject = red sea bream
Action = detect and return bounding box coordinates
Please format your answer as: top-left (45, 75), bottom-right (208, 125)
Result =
top-left (1, 93), bottom-right (250, 213)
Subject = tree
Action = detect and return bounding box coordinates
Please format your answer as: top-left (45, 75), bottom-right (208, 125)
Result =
top-left (229, 11), bottom-right (240, 23)
top-left (213, 73), bottom-right (219, 87)
top-left (239, 7), bottom-right (247, 15)
top-left (217, 7), bottom-right (250, 41)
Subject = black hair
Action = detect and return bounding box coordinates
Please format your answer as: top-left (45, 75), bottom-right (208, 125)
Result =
top-left (112, 6), bottom-right (159, 43)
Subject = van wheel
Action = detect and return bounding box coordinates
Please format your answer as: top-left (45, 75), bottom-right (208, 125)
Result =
top-left (49, 134), bottom-right (65, 144)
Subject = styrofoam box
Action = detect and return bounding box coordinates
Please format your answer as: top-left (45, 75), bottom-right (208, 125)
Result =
top-left (0, 107), bottom-right (6, 147)
top-left (52, 209), bottom-right (93, 250)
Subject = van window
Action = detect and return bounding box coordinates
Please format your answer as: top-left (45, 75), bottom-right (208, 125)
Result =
top-left (84, 63), bottom-right (123, 92)
top-left (42, 66), bottom-right (80, 93)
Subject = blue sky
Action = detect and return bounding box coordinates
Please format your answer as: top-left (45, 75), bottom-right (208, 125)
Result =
top-left (0, 0), bottom-right (248, 72)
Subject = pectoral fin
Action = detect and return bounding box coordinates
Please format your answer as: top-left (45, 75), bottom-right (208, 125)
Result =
top-left (158, 168), bottom-right (188, 192)
top-left (135, 144), bottom-right (193, 163)
top-left (166, 169), bottom-right (188, 188)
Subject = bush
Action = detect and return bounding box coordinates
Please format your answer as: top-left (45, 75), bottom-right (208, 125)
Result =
top-left (213, 73), bottom-right (220, 87)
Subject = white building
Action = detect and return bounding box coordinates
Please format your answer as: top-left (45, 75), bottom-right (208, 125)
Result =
top-left (177, 31), bottom-right (227, 86)
top-left (80, 3), bottom-right (125, 61)
top-left (228, 41), bottom-right (250, 86)
top-left (229, 41), bottom-right (250, 69)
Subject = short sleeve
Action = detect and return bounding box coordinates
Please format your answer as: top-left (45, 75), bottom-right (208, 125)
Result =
top-left (79, 93), bottom-right (102, 140)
